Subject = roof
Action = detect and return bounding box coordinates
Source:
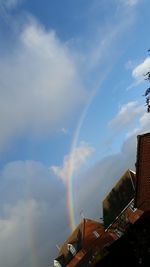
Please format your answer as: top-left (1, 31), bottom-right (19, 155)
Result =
top-left (58, 219), bottom-right (84, 257)
top-left (58, 219), bottom-right (104, 257)
top-left (56, 219), bottom-right (117, 267)
top-left (125, 207), bottom-right (143, 224)
top-left (65, 220), bottom-right (116, 267)
top-left (82, 219), bottom-right (104, 249)
top-left (103, 169), bottom-right (136, 228)
top-left (66, 250), bottom-right (86, 267)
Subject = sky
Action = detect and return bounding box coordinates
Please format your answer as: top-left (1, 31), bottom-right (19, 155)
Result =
top-left (0, 0), bottom-right (150, 266)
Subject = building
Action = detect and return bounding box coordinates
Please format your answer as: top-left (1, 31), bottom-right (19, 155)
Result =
top-left (98, 132), bottom-right (150, 266)
top-left (94, 211), bottom-right (150, 267)
top-left (135, 133), bottom-right (150, 212)
top-left (103, 169), bottom-right (136, 229)
top-left (54, 219), bottom-right (117, 267)
top-left (53, 133), bottom-right (150, 266)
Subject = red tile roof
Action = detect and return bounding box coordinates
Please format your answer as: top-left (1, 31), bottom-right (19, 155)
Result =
top-left (56, 219), bottom-right (117, 267)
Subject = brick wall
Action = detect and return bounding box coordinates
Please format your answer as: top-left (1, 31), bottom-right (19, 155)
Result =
top-left (135, 133), bottom-right (150, 211)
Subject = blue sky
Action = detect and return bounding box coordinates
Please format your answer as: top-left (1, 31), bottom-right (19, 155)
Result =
top-left (0, 0), bottom-right (150, 266)
top-left (0, 0), bottom-right (149, 166)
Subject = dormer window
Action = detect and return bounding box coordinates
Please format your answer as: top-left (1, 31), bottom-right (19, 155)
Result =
top-left (67, 243), bottom-right (77, 256)
top-left (93, 230), bottom-right (100, 239)
top-left (54, 259), bottom-right (62, 267)
top-left (54, 255), bottom-right (65, 267)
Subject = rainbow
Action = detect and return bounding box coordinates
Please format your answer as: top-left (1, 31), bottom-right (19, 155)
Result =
top-left (66, 80), bottom-right (103, 231)
top-left (65, 56), bottom-right (114, 230)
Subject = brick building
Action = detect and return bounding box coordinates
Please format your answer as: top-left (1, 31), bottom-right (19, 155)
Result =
top-left (54, 219), bottom-right (117, 267)
top-left (53, 133), bottom-right (150, 267)
top-left (135, 133), bottom-right (150, 212)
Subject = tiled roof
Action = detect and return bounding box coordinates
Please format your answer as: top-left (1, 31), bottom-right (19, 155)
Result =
top-left (66, 250), bottom-right (86, 267)
top-left (58, 219), bottom-right (104, 257)
top-left (58, 220), bottom-right (84, 257)
top-left (82, 219), bottom-right (104, 249)
top-left (103, 169), bottom-right (136, 228)
top-left (55, 219), bottom-right (117, 267)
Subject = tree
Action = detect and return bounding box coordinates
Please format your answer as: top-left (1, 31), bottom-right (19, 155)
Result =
top-left (143, 50), bottom-right (150, 112)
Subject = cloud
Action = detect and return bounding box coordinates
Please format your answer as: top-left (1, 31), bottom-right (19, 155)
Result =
top-left (0, 0), bottom-right (22, 11)
top-left (1, 129), bottom-right (147, 267)
top-left (5, 0), bottom-right (21, 9)
top-left (74, 109), bottom-right (150, 224)
top-left (0, 114), bottom-right (149, 267)
top-left (0, 0), bottom-right (139, 149)
top-left (125, 59), bottom-right (136, 70)
top-left (0, 160), bottom-right (69, 267)
top-left (61, 127), bottom-right (69, 135)
top-left (74, 137), bottom-right (137, 223)
top-left (51, 142), bottom-right (94, 182)
top-left (139, 112), bottom-right (150, 131)
top-left (108, 101), bottom-right (144, 129)
top-left (127, 57), bottom-right (150, 90)
top-left (0, 18), bottom-right (86, 149)
top-left (132, 56), bottom-right (150, 81)
top-left (120, 0), bottom-right (139, 7)
top-left (86, 18), bottom-right (132, 74)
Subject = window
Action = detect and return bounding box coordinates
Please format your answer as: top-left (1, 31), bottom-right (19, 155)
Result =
top-left (114, 229), bottom-right (123, 238)
top-left (93, 231), bottom-right (100, 239)
top-left (67, 243), bottom-right (77, 256)
top-left (54, 255), bottom-right (65, 267)
top-left (129, 200), bottom-right (137, 212)
top-left (54, 260), bottom-right (62, 267)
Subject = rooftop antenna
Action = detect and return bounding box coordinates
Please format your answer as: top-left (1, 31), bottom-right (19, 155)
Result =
top-left (79, 210), bottom-right (86, 247)
top-left (56, 244), bottom-right (60, 251)
top-left (80, 210), bottom-right (85, 219)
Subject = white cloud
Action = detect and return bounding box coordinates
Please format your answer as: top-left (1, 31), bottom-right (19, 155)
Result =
top-left (125, 59), bottom-right (136, 70)
top-left (127, 0), bottom-right (139, 6)
top-left (51, 142), bottom-right (94, 182)
top-left (87, 20), bottom-right (131, 73)
top-left (0, 18), bottom-right (86, 149)
top-left (139, 112), bottom-right (150, 131)
top-left (61, 127), bottom-right (69, 135)
top-left (0, 0), bottom-right (21, 10)
top-left (0, 115), bottom-right (149, 267)
top-left (126, 57), bottom-right (150, 90)
top-left (74, 138), bottom-right (137, 223)
top-left (74, 108), bottom-right (150, 224)
top-left (132, 56), bottom-right (150, 82)
top-left (108, 101), bottom-right (144, 129)
top-left (120, 0), bottom-right (139, 7)
top-left (0, 200), bottom-right (39, 267)
top-left (0, 160), bottom-right (69, 267)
